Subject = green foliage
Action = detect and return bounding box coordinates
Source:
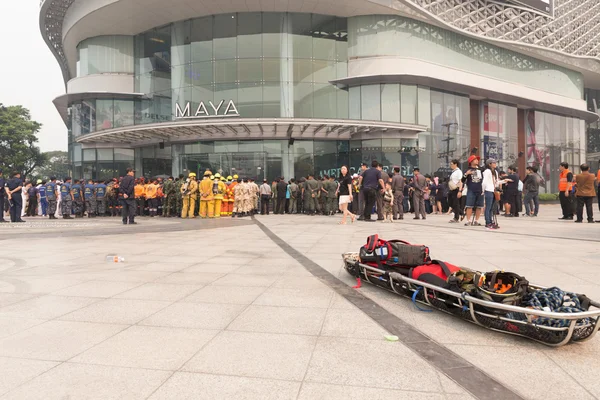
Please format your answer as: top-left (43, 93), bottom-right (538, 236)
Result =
top-left (0, 104), bottom-right (47, 177)
top-left (35, 150), bottom-right (70, 180)
top-left (538, 193), bottom-right (559, 201)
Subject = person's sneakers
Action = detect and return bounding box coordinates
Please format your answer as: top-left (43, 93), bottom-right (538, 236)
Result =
top-left (558, 217), bottom-right (568, 220)
top-left (574, 220), bottom-right (583, 223)
top-left (449, 219), bottom-right (459, 223)
top-left (464, 222), bottom-right (471, 226)
top-left (377, 218), bottom-right (384, 221)
top-left (413, 217), bottom-right (420, 220)
top-left (486, 224), bottom-right (498, 230)
top-left (364, 219), bottom-right (375, 222)
top-left (129, 222), bottom-right (138, 225)
top-left (588, 220), bottom-right (595, 223)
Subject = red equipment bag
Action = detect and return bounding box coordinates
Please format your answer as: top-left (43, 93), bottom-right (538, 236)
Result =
top-left (359, 235), bottom-right (430, 268)
top-left (409, 260), bottom-right (461, 288)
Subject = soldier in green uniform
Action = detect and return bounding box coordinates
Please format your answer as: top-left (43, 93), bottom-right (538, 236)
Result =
top-left (304, 174), bottom-right (318, 215)
top-left (162, 176), bottom-right (175, 217)
top-left (175, 174), bottom-right (184, 217)
top-left (326, 175), bottom-right (338, 215)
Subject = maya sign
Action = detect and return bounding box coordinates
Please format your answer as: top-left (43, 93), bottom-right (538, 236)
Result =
top-left (175, 100), bottom-right (239, 119)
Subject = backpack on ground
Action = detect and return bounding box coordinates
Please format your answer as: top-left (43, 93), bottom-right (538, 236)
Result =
top-left (359, 235), bottom-right (430, 267)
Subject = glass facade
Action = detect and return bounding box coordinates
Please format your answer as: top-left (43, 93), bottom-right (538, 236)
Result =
top-left (348, 15), bottom-right (584, 100)
top-left (72, 147), bottom-right (135, 181)
top-left (525, 110), bottom-right (586, 193)
top-left (480, 102), bottom-right (518, 172)
top-left (70, 98), bottom-right (136, 137)
top-left (135, 12), bottom-right (348, 120)
top-left (76, 36), bottom-right (134, 77)
top-left (585, 89), bottom-right (600, 172)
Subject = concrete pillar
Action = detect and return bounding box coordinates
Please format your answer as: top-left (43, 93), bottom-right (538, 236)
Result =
top-left (171, 21), bottom-right (187, 120)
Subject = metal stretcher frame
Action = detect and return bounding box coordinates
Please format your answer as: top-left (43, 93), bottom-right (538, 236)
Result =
top-left (342, 253), bottom-right (600, 347)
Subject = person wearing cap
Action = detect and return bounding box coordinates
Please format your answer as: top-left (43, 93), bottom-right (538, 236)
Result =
top-left (60, 177), bottom-right (73, 219)
top-left (390, 166), bottom-right (405, 220)
top-left (119, 168), bottom-right (137, 224)
top-left (145, 178), bottom-right (159, 217)
top-left (83, 179), bottom-right (96, 218)
top-left (233, 177), bottom-right (244, 217)
top-left (482, 159), bottom-right (507, 229)
top-left (212, 173), bottom-right (226, 218)
top-left (410, 167), bottom-right (427, 220)
top-left (461, 155), bottom-right (484, 226)
top-left (6, 172), bottom-right (25, 223)
top-left (198, 171), bottom-right (213, 218)
top-left (288, 178), bottom-right (298, 214)
top-left (249, 178), bottom-right (259, 215)
top-left (45, 177), bottom-right (59, 219)
top-left (228, 175), bottom-right (239, 217)
top-left (95, 180), bottom-right (107, 216)
top-left (181, 172), bottom-right (198, 218)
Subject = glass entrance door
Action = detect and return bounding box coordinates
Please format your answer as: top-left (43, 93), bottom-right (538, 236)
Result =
top-left (181, 152), bottom-right (267, 180)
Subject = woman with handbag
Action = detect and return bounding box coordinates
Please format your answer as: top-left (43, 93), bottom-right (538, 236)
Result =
top-left (482, 159), bottom-right (502, 230)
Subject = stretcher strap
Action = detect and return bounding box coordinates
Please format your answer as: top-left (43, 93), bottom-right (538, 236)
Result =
top-left (412, 287), bottom-right (432, 312)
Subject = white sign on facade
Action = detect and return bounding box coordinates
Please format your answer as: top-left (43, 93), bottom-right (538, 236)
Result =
top-left (175, 100), bottom-right (239, 119)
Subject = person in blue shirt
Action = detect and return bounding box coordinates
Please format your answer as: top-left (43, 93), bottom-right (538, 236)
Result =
top-left (60, 177), bottom-right (73, 219)
top-left (71, 179), bottom-right (84, 217)
top-left (38, 180), bottom-right (48, 217)
top-left (6, 172), bottom-right (25, 223)
top-left (45, 177), bottom-right (59, 219)
top-left (95, 180), bottom-right (107, 216)
top-left (84, 179), bottom-right (96, 218)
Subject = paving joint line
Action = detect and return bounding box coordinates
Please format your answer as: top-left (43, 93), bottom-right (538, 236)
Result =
top-left (252, 215), bottom-right (525, 400)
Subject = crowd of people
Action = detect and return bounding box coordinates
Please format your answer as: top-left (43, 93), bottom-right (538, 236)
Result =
top-left (1, 159), bottom-right (598, 226)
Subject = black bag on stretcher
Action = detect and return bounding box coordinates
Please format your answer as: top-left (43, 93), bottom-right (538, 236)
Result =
top-left (359, 235), bottom-right (430, 268)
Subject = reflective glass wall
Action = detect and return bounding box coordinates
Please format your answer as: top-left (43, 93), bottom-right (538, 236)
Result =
top-left (585, 89), bottom-right (600, 172)
top-left (135, 12), bottom-right (348, 120)
top-left (480, 102), bottom-right (518, 172)
top-left (525, 110), bottom-right (586, 193)
top-left (72, 147), bottom-right (135, 181)
top-left (348, 15), bottom-right (584, 100)
top-left (76, 36), bottom-right (134, 77)
top-left (70, 99), bottom-right (136, 138)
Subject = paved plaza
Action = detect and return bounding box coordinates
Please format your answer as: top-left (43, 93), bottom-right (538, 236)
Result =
top-left (0, 205), bottom-right (598, 400)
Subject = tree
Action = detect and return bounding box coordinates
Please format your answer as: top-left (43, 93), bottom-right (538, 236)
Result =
top-left (0, 104), bottom-right (47, 177)
top-left (34, 150), bottom-right (70, 180)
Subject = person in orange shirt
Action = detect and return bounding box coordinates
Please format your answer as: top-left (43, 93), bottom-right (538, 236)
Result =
top-left (228, 175), bottom-right (238, 217)
top-left (134, 178), bottom-right (146, 216)
top-left (145, 179), bottom-right (159, 217)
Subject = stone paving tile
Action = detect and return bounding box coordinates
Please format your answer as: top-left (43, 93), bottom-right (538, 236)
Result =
top-left (51, 280), bottom-right (141, 298)
top-left (542, 341), bottom-right (600, 398)
top-left (113, 283), bottom-right (202, 302)
top-left (297, 382), bottom-right (449, 400)
top-left (253, 287), bottom-right (333, 308)
top-left (0, 316), bottom-right (46, 339)
top-left (1, 362), bottom-right (170, 400)
top-left (155, 272), bottom-right (225, 285)
top-left (72, 325), bottom-right (218, 370)
top-left (211, 273), bottom-right (279, 287)
top-left (182, 330), bottom-right (316, 381)
top-left (228, 305), bottom-right (327, 335)
top-left (0, 278), bottom-right (84, 294)
top-left (446, 344), bottom-right (596, 400)
top-left (234, 264), bottom-right (291, 276)
top-left (320, 308), bottom-right (389, 339)
top-left (305, 336), bottom-right (442, 392)
top-left (0, 293), bottom-right (36, 308)
top-left (0, 320), bottom-right (126, 361)
top-left (0, 357), bottom-right (58, 396)
top-left (0, 295), bottom-right (98, 320)
top-left (140, 302), bottom-right (246, 329)
top-left (182, 263), bottom-right (241, 274)
top-left (58, 298), bottom-right (171, 325)
top-left (182, 285), bottom-right (267, 305)
top-left (125, 262), bottom-right (194, 272)
top-left (93, 270), bottom-right (171, 283)
top-left (148, 372), bottom-right (300, 400)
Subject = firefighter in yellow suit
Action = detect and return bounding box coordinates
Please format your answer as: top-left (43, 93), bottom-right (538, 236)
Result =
top-left (181, 173), bottom-right (198, 218)
top-left (213, 173), bottom-right (227, 218)
top-left (199, 170), bottom-right (213, 218)
top-left (228, 175), bottom-right (238, 217)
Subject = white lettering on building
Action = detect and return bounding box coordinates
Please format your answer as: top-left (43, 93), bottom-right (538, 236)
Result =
top-left (175, 100), bottom-right (240, 119)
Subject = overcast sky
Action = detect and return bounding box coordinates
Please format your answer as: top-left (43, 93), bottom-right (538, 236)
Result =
top-left (1, 1), bottom-right (67, 152)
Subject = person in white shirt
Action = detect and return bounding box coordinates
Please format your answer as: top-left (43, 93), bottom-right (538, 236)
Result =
top-left (259, 179), bottom-right (272, 215)
top-left (448, 159), bottom-right (463, 223)
top-left (482, 158), bottom-right (508, 229)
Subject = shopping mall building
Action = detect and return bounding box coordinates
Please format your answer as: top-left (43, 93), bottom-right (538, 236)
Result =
top-left (40, 0), bottom-right (600, 191)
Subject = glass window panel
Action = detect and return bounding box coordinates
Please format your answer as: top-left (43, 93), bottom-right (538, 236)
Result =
top-left (214, 83), bottom-right (238, 104)
top-left (294, 82), bottom-right (313, 118)
top-left (361, 84), bottom-right (381, 121)
top-left (238, 82), bottom-right (263, 118)
top-left (335, 62), bottom-right (347, 79)
top-left (238, 34), bottom-right (262, 59)
top-left (114, 148), bottom-right (134, 161)
top-left (238, 59), bottom-right (262, 82)
top-left (381, 84), bottom-right (400, 123)
top-left (113, 100), bottom-right (134, 128)
top-left (262, 13), bottom-right (284, 58)
top-left (313, 84), bottom-right (336, 119)
top-left (263, 83), bottom-right (281, 118)
top-left (97, 149), bottom-right (113, 161)
top-left (293, 59), bottom-right (313, 82)
top-left (431, 90), bottom-right (444, 133)
top-left (312, 60), bottom-right (336, 83)
top-left (417, 86), bottom-right (431, 128)
top-left (96, 99), bottom-right (114, 131)
top-left (77, 36), bottom-right (134, 76)
top-left (213, 14), bottom-right (237, 60)
top-left (336, 88), bottom-right (348, 119)
top-left (263, 58), bottom-right (281, 82)
top-left (189, 62), bottom-right (213, 85)
top-left (291, 14), bottom-right (312, 59)
top-left (214, 60), bottom-right (237, 83)
top-left (400, 84), bottom-right (417, 124)
top-left (83, 149), bottom-right (96, 161)
top-left (238, 12), bottom-right (262, 35)
top-left (349, 86), bottom-right (360, 119)
top-left (192, 85), bottom-right (213, 107)
top-left (239, 140), bottom-right (263, 152)
top-left (171, 21), bottom-right (191, 67)
top-left (215, 141), bottom-right (239, 153)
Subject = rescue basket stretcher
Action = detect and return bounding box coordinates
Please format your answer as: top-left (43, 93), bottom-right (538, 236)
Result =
top-left (342, 252), bottom-right (600, 347)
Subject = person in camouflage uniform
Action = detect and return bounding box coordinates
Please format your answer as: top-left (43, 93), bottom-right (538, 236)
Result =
top-left (327, 175), bottom-right (339, 215)
top-left (162, 176), bottom-right (176, 217)
top-left (175, 174), bottom-right (184, 217)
